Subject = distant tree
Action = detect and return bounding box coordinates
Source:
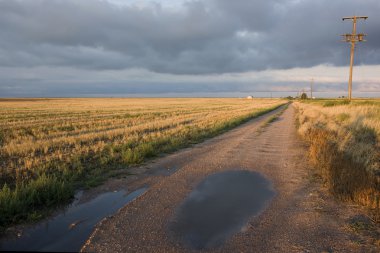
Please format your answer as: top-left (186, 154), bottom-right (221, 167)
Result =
top-left (300, 93), bottom-right (308, 100)
top-left (285, 96), bottom-right (294, 100)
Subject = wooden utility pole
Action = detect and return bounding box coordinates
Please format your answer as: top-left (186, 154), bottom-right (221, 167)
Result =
top-left (341, 16), bottom-right (368, 101)
top-left (310, 78), bottom-right (314, 99)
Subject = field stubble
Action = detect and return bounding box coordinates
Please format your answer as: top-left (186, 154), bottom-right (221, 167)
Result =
top-left (0, 98), bottom-right (285, 230)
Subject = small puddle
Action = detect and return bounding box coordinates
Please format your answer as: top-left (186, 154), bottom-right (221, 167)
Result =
top-left (170, 170), bottom-right (275, 250)
top-left (0, 188), bottom-right (147, 252)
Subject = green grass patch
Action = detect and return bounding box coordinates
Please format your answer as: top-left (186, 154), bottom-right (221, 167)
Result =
top-left (261, 103), bottom-right (289, 129)
top-left (322, 100), bottom-right (351, 107)
top-left (300, 98), bottom-right (380, 108)
top-left (0, 130), bottom-right (4, 147)
top-left (0, 175), bottom-right (73, 231)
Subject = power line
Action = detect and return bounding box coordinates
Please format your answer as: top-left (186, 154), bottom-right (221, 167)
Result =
top-left (310, 78), bottom-right (314, 99)
top-left (341, 16), bottom-right (368, 101)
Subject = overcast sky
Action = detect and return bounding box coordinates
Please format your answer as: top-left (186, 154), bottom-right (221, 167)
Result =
top-left (0, 0), bottom-right (379, 98)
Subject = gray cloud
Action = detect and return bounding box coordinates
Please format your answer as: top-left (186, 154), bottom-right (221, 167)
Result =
top-left (0, 0), bottom-right (380, 98)
top-left (0, 0), bottom-right (379, 75)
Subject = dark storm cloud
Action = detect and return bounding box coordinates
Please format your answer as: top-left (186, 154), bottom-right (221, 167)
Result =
top-left (0, 0), bottom-right (379, 75)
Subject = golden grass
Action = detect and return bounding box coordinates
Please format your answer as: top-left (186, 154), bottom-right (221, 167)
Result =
top-left (295, 100), bottom-right (380, 220)
top-left (0, 98), bottom-right (285, 228)
top-left (0, 98), bottom-right (283, 183)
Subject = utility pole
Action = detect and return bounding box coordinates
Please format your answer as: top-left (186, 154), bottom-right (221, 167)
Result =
top-left (310, 78), bottom-right (314, 99)
top-left (341, 16), bottom-right (368, 101)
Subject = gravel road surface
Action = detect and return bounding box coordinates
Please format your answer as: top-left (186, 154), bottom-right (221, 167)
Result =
top-left (82, 105), bottom-right (379, 253)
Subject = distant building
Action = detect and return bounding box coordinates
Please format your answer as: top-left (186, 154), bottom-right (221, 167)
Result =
top-left (246, 96), bottom-right (253, 99)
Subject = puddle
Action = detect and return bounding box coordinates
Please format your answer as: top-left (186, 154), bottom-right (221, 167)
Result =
top-left (170, 170), bottom-right (275, 250)
top-left (0, 188), bottom-right (147, 252)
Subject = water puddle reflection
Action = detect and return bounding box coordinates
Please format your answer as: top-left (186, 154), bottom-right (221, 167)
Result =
top-left (170, 170), bottom-right (275, 250)
top-left (0, 188), bottom-right (147, 252)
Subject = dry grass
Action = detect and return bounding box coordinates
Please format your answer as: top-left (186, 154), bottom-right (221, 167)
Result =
top-left (0, 98), bottom-right (285, 229)
top-left (295, 99), bottom-right (380, 221)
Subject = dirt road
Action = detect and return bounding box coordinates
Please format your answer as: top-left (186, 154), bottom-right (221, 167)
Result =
top-left (82, 105), bottom-right (378, 252)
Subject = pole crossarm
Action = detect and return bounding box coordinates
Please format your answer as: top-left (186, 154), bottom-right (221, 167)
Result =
top-left (342, 16), bottom-right (368, 20)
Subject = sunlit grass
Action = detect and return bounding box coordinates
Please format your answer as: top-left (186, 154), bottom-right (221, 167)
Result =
top-left (295, 99), bottom-right (380, 221)
top-left (0, 98), bottom-right (285, 229)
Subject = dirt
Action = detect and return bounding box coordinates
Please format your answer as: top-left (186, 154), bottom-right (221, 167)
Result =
top-left (82, 105), bottom-right (379, 253)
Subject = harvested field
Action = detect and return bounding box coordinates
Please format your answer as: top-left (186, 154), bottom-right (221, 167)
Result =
top-left (0, 98), bottom-right (285, 229)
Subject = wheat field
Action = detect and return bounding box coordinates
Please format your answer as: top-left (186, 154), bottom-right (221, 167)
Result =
top-left (0, 98), bottom-right (285, 228)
